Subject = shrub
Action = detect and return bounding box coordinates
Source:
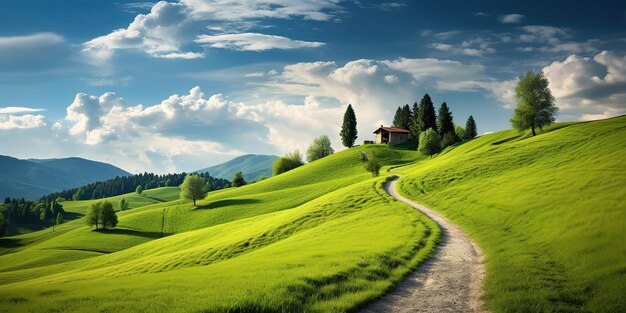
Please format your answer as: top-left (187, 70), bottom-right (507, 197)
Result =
top-left (441, 132), bottom-right (459, 149)
top-left (418, 128), bottom-right (441, 158)
top-left (365, 159), bottom-right (382, 177)
top-left (232, 171), bottom-right (247, 187)
top-left (273, 150), bottom-right (305, 175)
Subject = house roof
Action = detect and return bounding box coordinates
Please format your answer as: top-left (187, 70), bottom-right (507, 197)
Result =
top-left (373, 126), bottom-right (410, 134)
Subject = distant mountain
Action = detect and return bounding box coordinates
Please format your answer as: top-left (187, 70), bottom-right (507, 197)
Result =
top-left (0, 155), bottom-right (130, 199)
top-left (195, 154), bottom-right (278, 182)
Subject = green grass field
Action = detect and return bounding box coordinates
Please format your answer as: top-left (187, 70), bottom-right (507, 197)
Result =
top-left (0, 145), bottom-right (439, 312)
top-left (0, 116), bottom-right (623, 312)
top-left (397, 116), bottom-right (626, 312)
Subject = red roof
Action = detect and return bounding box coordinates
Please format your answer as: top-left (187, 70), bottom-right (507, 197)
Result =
top-left (373, 126), bottom-right (410, 134)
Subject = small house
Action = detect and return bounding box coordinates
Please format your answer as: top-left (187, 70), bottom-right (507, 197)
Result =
top-left (373, 125), bottom-right (410, 145)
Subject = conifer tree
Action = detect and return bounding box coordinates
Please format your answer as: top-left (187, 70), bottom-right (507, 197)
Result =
top-left (340, 104), bottom-right (358, 148)
top-left (392, 106), bottom-right (403, 127)
top-left (417, 94), bottom-right (437, 133)
top-left (465, 115), bottom-right (477, 139)
top-left (437, 102), bottom-right (456, 137)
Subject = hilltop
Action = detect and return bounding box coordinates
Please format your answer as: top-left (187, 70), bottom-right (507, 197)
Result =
top-left (0, 116), bottom-right (624, 312)
top-left (0, 156), bottom-right (130, 199)
top-left (194, 154), bottom-right (278, 181)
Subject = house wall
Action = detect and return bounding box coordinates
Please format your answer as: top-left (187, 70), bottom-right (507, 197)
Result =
top-left (389, 132), bottom-right (408, 145)
top-left (375, 132), bottom-right (383, 144)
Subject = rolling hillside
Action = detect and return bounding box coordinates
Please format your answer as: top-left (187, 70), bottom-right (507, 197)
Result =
top-left (0, 117), bottom-right (623, 312)
top-left (195, 154), bottom-right (277, 181)
top-left (0, 156), bottom-right (130, 199)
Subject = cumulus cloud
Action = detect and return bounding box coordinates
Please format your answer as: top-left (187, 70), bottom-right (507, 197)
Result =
top-left (195, 33), bottom-right (324, 51)
top-left (0, 114), bottom-right (47, 129)
top-left (83, 0), bottom-right (335, 63)
top-left (499, 14), bottom-right (525, 24)
top-left (542, 51), bottom-right (626, 120)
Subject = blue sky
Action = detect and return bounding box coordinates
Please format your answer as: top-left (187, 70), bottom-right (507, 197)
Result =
top-left (1, 0), bottom-right (625, 173)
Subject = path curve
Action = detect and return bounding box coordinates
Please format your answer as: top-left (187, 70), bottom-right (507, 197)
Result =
top-left (361, 176), bottom-right (487, 313)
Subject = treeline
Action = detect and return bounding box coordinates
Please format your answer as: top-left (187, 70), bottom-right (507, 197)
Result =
top-left (392, 93), bottom-right (477, 150)
top-left (1, 197), bottom-right (64, 232)
top-left (40, 172), bottom-right (231, 202)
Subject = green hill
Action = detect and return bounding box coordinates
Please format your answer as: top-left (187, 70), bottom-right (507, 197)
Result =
top-left (195, 154), bottom-right (278, 181)
top-left (0, 156), bottom-right (130, 199)
top-left (0, 117), bottom-right (623, 312)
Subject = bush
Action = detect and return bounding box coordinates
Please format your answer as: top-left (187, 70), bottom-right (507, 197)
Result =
top-left (454, 124), bottom-right (465, 140)
top-left (135, 185), bottom-right (143, 194)
top-left (441, 132), bottom-right (459, 149)
top-left (306, 135), bottom-right (334, 162)
top-left (365, 159), bottom-right (382, 177)
top-left (232, 171), bottom-right (247, 187)
top-left (418, 128), bottom-right (441, 158)
top-left (273, 150), bottom-right (305, 175)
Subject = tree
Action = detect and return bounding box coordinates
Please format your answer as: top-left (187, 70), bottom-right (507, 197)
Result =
top-left (273, 150), bottom-right (305, 175)
top-left (180, 174), bottom-right (208, 206)
top-left (56, 212), bottom-right (64, 225)
top-left (365, 159), bottom-right (382, 177)
top-left (401, 104), bottom-right (412, 129)
top-left (511, 71), bottom-right (557, 136)
top-left (119, 198), bottom-right (129, 211)
top-left (437, 102), bottom-right (455, 136)
top-left (441, 132), bottom-right (458, 149)
top-left (99, 201), bottom-right (118, 230)
top-left (85, 202), bottom-right (101, 229)
top-left (39, 206), bottom-right (49, 223)
top-left (392, 106), bottom-right (403, 128)
top-left (306, 135), bottom-right (334, 162)
top-left (418, 128), bottom-right (441, 158)
top-left (50, 200), bottom-right (63, 216)
top-left (465, 115), bottom-right (477, 139)
top-left (232, 171), bottom-right (247, 187)
top-left (0, 214), bottom-right (7, 237)
top-left (72, 188), bottom-right (84, 201)
top-left (409, 102), bottom-right (420, 141)
top-left (340, 104), bottom-right (358, 148)
top-left (135, 185), bottom-right (143, 194)
top-left (455, 124), bottom-right (466, 140)
top-left (417, 94), bottom-right (437, 133)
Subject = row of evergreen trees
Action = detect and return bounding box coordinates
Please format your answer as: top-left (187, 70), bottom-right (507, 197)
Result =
top-left (40, 172), bottom-right (231, 202)
top-left (391, 94), bottom-right (477, 148)
top-left (1, 197), bottom-right (65, 232)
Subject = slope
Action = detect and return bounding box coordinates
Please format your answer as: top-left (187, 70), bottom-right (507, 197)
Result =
top-left (0, 155), bottom-right (130, 199)
top-left (195, 154), bottom-right (277, 181)
top-left (397, 116), bottom-right (626, 312)
top-left (0, 145), bottom-right (439, 312)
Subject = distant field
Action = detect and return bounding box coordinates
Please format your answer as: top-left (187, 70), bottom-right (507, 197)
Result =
top-left (0, 145), bottom-right (439, 312)
top-left (397, 116), bottom-right (626, 312)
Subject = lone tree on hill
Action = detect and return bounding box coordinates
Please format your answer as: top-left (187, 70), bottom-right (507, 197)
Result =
top-left (135, 185), bottom-right (143, 195)
top-left (273, 150), bottom-right (305, 175)
top-left (418, 128), bottom-right (441, 158)
top-left (306, 135), bottom-right (334, 162)
top-left (511, 71), bottom-right (558, 136)
top-left (232, 171), bottom-right (247, 187)
top-left (119, 198), bottom-right (129, 211)
top-left (180, 174), bottom-right (208, 206)
top-left (365, 158), bottom-right (382, 177)
top-left (340, 104), bottom-right (358, 148)
top-left (465, 115), bottom-right (477, 139)
top-left (85, 200), bottom-right (118, 230)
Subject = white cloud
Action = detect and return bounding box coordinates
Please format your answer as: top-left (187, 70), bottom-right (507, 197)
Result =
top-left (181, 0), bottom-right (342, 21)
top-left (518, 25), bottom-right (599, 54)
top-left (0, 107), bottom-right (45, 114)
top-left (195, 33), bottom-right (324, 51)
top-left (542, 51), bottom-right (626, 120)
top-left (0, 114), bottom-right (46, 129)
top-left (499, 14), bottom-right (525, 24)
top-left (0, 33), bottom-right (67, 71)
top-left (431, 43), bottom-right (453, 51)
top-left (384, 74), bottom-right (398, 84)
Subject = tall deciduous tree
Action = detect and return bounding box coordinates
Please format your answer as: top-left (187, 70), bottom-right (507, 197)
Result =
top-left (465, 115), bottom-right (477, 139)
top-left (510, 71), bottom-right (557, 136)
top-left (418, 128), bottom-right (441, 158)
top-left (340, 104), bottom-right (358, 148)
top-left (306, 135), bottom-right (334, 162)
top-left (392, 106), bottom-right (403, 128)
top-left (85, 200), bottom-right (117, 230)
top-left (232, 171), bottom-right (247, 187)
top-left (180, 174), bottom-right (208, 206)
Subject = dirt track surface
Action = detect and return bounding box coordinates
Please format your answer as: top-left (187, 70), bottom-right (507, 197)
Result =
top-left (361, 176), bottom-right (487, 313)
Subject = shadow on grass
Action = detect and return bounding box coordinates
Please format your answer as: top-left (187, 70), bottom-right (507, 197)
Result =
top-left (92, 228), bottom-right (165, 239)
top-left (0, 238), bottom-right (23, 249)
top-left (195, 198), bottom-right (261, 210)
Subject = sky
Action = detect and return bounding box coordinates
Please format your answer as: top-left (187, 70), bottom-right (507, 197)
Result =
top-left (0, 0), bottom-right (625, 174)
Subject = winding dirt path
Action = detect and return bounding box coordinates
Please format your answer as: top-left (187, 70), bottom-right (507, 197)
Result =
top-left (361, 176), bottom-right (487, 313)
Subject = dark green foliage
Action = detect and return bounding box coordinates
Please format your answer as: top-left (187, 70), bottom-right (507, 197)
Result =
top-left (306, 135), bottom-right (334, 162)
top-left (119, 198), bottom-right (128, 211)
top-left (50, 200), bottom-right (63, 217)
top-left (39, 205), bottom-right (49, 223)
top-left (85, 200), bottom-right (117, 230)
top-left (392, 107), bottom-right (403, 128)
top-left (135, 185), bottom-right (144, 195)
top-left (441, 132), bottom-right (458, 149)
top-left (511, 71), bottom-right (558, 136)
top-left (364, 159), bottom-right (382, 177)
top-left (418, 128), bottom-right (441, 158)
top-left (55, 212), bottom-right (63, 225)
top-left (340, 104), bottom-right (358, 148)
top-left (232, 171), bottom-right (247, 187)
top-left (409, 102), bottom-right (420, 141)
top-left (437, 102), bottom-right (455, 136)
top-left (401, 104), bottom-right (412, 130)
top-left (272, 150), bottom-right (305, 175)
top-left (0, 214), bottom-right (7, 237)
top-left (42, 172), bottom-right (230, 202)
top-left (465, 115), bottom-right (477, 139)
top-left (454, 124), bottom-right (466, 140)
top-left (180, 174), bottom-right (208, 206)
top-left (416, 94), bottom-right (437, 133)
